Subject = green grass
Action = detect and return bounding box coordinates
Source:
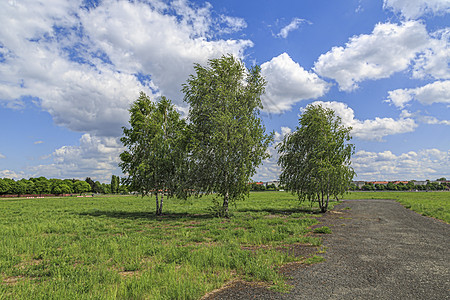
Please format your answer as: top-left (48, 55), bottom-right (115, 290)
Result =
top-left (0, 192), bottom-right (329, 299)
top-left (313, 226), bottom-right (332, 234)
top-left (343, 191), bottom-right (450, 223)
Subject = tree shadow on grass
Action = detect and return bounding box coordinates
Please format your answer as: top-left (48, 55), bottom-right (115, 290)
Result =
top-left (77, 210), bottom-right (215, 221)
top-left (235, 207), bottom-right (323, 215)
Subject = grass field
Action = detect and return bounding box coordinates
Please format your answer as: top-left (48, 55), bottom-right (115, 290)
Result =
top-left (342, 191), bottom-right (450, 223)
top-left (0, 192), bottom-right (328, 299)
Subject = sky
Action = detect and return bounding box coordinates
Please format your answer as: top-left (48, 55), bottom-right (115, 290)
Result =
top-left (0, 0), bottom-right (449, 183)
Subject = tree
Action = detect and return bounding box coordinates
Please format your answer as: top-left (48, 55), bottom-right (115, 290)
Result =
top-left (120, 93), bottom-right (189, 215)
top-left (182, 55), bottom-right (273, 216)
top-left (375, 184), bottom-right (385, 190)
top-left (73, 181), bottom-right (91, 194)
top-left (386, 182), bottom-right (397, 190)
top-left (85, 177), bottom-right (95, 192)
top-left (110, 175), bottom-right (119, 194)
top-left (31, 177), bottom-right (51, 195)
top-left (0, 178), bottom-right (13, 195)
top-left (348, 183), bottom-right (358, 191)
top-left (277, 104), bottom-right (355, 213)
top-left (93, 181), bottom-right (104, 194)
top-left (362, 183), bottom-right (375, 191)
top-left (102, 183), bottom-right (111, 194)
top-left (14, 180), bottom-right (27, 196)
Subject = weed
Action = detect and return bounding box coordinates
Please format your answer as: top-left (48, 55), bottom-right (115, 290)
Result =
top-left (304, 255), bottom-right (325, 264)
top-left (313, 226), bottom-right (332, 234)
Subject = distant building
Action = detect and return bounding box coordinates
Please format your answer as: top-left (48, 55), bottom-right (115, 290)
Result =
top-left (413, 181), bottom-right (427, 186)
top-left (393, 181), bottom-right (409, 185)
top-left (352, 181), bottom-right (365, 189)
top-left (370, 181), bottom-right (388, 186)
top-left (265, 181), bottom-right (280, 187)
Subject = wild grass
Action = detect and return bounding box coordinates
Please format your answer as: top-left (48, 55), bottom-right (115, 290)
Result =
top-left (0, 192), bottom-right (329, 299)
top-left (313, 226), bottom-right (332, 234)
top-left (343, 191), bottom-right (449, 223)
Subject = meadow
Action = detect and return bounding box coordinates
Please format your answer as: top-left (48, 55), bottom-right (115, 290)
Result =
top-left (0, 192), bottom-right (327, 299)
top-left (343, 191), bottom-right (450, 223)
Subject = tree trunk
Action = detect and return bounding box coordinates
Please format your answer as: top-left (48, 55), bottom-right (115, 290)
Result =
top-left (223, 191), bottom-right (229, 217)
top-left (159, 192), bottom-right (164, 215)
top-left (155, 192), bottom-right (160, 215)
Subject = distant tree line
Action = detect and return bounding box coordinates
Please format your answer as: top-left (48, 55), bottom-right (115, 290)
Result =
top-left (249, 182), bottom-right (279, 191)
top-left (0, 175), bottom-right (128, 196)
top-left (349, 178), bottom-right (449, 191)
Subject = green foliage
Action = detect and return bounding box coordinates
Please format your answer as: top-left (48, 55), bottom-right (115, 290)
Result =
top-left (85, 177), bottom-right (95, 192)
top-left (313, 226), bottom-right (332, 234)
top-left (182, 55), bottom-right (273, 216)
top-left (110, 175), bottom-right (120, 194)
top-left (120, 93), bottom-right (189, 214)
top-left (278, 104), bottom-right (355, 213)
top-left (362, 183), bottom-right (375, 191)
top-left (73, 181), bottom-right (91, 194)
top-left (0, 192), bottom-right (327, 299)
top-left (343, 192), bottom-right (450, 223)
top-left (303, 255), bottom-right (325, 264)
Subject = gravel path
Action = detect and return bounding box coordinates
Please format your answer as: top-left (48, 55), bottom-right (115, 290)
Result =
top-left (205, 199), bottom-right (450, 299)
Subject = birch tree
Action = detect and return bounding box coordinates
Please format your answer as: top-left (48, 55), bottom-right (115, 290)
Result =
top-left (277, 104), bottom-right (355, 213)
top-left (120, 92), bottom-right (188, 215)
top-left (182, 55), bottom-right (273, 217)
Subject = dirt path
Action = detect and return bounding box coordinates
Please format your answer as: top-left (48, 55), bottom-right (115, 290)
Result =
top-left (205, 199), bottom-right (450, 299)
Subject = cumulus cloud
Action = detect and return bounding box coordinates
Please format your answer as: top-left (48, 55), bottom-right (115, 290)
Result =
top-left (313, 21), bottom-right (448, 91)
top-left (353, 149), bottom-right (450, 180)
top-left (0, 153), bottom-right (5, 159)
top-left (261, 53), bottom-right (330, 113)
top-left (0, 0), bottom-right (252, 136)
top-left (219, 15), bottom-right (247, 34)
top-left (0, 169), bottom-right (26, 180)
top-left (306, 101), bottom-right (417, 141)
top-left (383, 0), bottom-right (450, 19)
top-left (27, 134), bottom-right (124, 182)
top-left (412, 28), bottom-right (450, 80)
top-left (277, 18), bottom-right (309, 38)
top-left (400, 109), bottom-right (450, 125)
top-left (386, 80), bottom-right (450, 108)
top-left (421, 116), bottom-right (450, 125)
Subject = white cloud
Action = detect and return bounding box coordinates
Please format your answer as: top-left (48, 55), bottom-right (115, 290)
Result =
top-left (0, 169), bottom-right (25, 180)
top-left (80, 0), bottom-right (252, 103)
top-left (0, 0), bottom-right (252, 137)
top-left (412, 28), bottom-right (450, 80)
top-left (255, 127), bottom-right (449, 182)
top-left (0, 153), bottom-right (5, 159)
top-left (261, 53), bottom-right (330, 113)
top-left (386, 80), bottom-right (450, 108)
top-left (277, 18), bottom-right (309, 38)
top-left (313, 21), bottom-right (448, 91)
top-left (353, 149), bottom-right (450, 181)
top-left (273, 126), bottom-right (292, 143)
top-left (383, 0), bottom-right (450, 19)
top-left (219, 15), bottom-right (247, 34)
top-left (307, 101), bottom-right (417, 141)
top-left (27, 134), bottom-right (124, 182)
top-left (399, 109), bottom-right (450, 125)
top-left (34, 141), bottom-right (44, 145)
top-left (421, 116), bottom-right (450, 125)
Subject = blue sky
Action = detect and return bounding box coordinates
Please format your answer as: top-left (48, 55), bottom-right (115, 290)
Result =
top-left (0, 0), bottom-right (449, 183)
